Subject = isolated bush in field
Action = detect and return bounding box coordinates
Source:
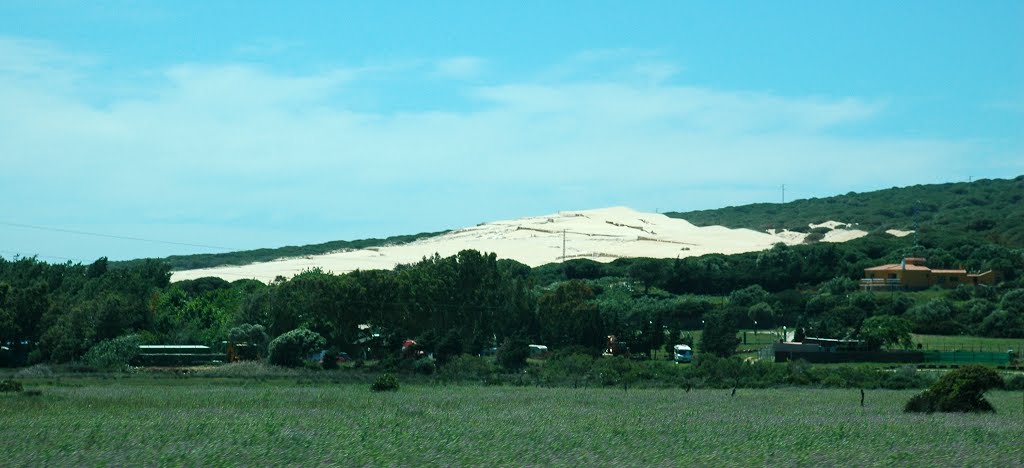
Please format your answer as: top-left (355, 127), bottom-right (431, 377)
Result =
top-left (496, 336), bottom-right (529, 371)
top-left (371, 373), bottom-right (399, 392)
top-left (904, 365), bottom-right (1003, 413)
top-left (83, 334), bottom-right (141, 370)
top-left (268, 328), bottom-right (326, 368)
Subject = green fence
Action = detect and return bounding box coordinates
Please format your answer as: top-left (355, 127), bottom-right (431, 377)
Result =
top-left (922, 351), bottom-right (1012, 365)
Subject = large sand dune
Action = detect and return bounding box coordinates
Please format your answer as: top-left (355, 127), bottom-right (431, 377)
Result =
top-left (171, 207), bottom-right (868, 283)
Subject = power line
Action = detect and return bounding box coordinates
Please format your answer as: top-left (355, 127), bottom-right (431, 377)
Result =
top-left (0, 221), bottom-right (236, 251)
top-left (0, 249), bottom-right (87, 263)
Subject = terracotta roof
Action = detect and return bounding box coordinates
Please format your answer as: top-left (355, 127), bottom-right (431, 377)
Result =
top-left (864, 264), bottom-right (930, 271)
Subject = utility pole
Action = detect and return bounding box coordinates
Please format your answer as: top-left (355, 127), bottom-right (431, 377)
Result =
top-left (781, 184), bottom-right (786, 204)
top-left (914, 200), bottom-right (920, 248)
top-left (562, 229), bottom-right (566, 262)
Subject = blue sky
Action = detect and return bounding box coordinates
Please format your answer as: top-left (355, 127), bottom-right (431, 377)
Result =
top-left (1, 1), bottom-right (1022, 262)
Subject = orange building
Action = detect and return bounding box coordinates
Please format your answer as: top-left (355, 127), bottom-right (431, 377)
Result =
top-left (861, 257), bottom-right (997, 291)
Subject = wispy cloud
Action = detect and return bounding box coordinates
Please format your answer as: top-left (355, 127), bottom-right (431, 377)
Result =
top-left (0, 41), bottom-right (998, 258)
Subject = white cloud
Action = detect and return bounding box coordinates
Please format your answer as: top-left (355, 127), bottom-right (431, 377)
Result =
top-left (0, 41), bottom-right (1002, 259)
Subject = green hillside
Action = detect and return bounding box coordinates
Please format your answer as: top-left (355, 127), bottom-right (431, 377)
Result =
top-left (665, 176), bottom-right (1024, 247)
top-left (119, 176), bottom-right (1024, 272)
top-left (114, 231), bottom-right (447, 271)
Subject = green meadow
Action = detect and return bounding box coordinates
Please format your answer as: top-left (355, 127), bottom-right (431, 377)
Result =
top-left (3, 379), bottom-right (1022, 466)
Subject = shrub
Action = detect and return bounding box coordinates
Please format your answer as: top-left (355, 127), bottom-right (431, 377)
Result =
top-left (438, 355), bottom-right (495, 382)
top-left (543, 352), bottom-right (595, 387)
top-left (0, 380), bottom-right (23, 392)
top-left (228, 323), bottom-right (269, 357)
top-left (590, 356), bottom-right (639, 390)
top-left (413, 357), bottom-right (436, 375)
top-left (321, 347), bottom-right (340, 370)
top-left (496, 336), bottom-right (530, 371)
top-left (268, 328), bottom-right (326, 368)
top-left (371, 373), bottom-right (399, 392)
top-left (13, 364), bottom-right (54, 379)
top-left (83, 335), bottom-right (141, 371)
top-left (434, 331), bottom-right (464, 365)
top-left (700, 310), bottom-right (740, 358)
top-left (904, 365), bottom-right (1003, 413)
top-left (1004, 374), bottom-right (1024, 391)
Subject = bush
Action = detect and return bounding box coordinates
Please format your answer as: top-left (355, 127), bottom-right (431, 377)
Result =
top-left (496, 336), bottom-right (529, 371)
top-left (438, 355), bottom-right (495, 382)
top-left (268, 329), bottom-right (326, 368)
top-left (13, 364), bottom-right (54, 379)
top-left (904, 365), bottom-right (1003, 413)
top-left (590, 356), bottom-right (639, 390)
top-left (1004, 374), bottom-right (1024, 391)
top-left (83, 335), bottom-right (141, 371)
top-left (321, 347), bottom-right (340, 370)
top-left (371, 373), bottom-right (399, 392)
top-left (413, 357), bottom-right (436, 375)
top-left (0, 380), bottom-right (23, 392)
top-left (700, 310), bottom-right (740, 357)
top-left (434, 331), bottom-right (463, 365)
top-left (228, 323), bottom-right (269, 357)
top-left (543, 352), bottom-right (595, 387)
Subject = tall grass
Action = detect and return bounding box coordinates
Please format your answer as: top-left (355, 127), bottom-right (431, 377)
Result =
top-left (2, 381), bottom-right (1021, 465)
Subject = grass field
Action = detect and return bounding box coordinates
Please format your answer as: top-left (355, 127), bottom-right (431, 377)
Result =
top-left (3, 379), bottom-right (1022, 465)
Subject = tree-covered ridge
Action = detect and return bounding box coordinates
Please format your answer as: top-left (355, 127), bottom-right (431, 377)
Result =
top-left (4, 230), bottom-right (1023, 368)
top-left (112, 231), bottom-right (448, 271)
top-left (664, 176), bottom-right (1024, 247)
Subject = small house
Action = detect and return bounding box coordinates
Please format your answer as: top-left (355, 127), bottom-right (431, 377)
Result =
top-left (861, 257), bottom-right (997, 291)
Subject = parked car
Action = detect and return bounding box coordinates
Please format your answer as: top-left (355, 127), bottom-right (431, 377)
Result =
top-left (673, 344), bottom-right (693, 363)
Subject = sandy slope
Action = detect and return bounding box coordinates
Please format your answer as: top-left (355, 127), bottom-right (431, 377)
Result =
top-left (886, 229), bottom-right (914, 238)
top-left (170, 207), bottom-right (863, 283)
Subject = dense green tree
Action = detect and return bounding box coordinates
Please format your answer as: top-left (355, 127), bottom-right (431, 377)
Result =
top-left (858, 315), bottom-right (913, 350)
top-left (700, 310), bottom-right (740, 357)
top-left (268, 328), bottom-right (326, 367)
top-left (537, 280), bottom-right (605, 351)
top-left (629, 258), bottom-right (667, 294)
top-left (496, 335), bottom-right (529, 371)
top-left (747, 302), bottom-right (775, 328)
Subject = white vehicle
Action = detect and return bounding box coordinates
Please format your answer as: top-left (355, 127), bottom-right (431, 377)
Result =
top-left (528, 344), bottom-right (549, 356)
top-left (673, 344), bottom-right (693, 363)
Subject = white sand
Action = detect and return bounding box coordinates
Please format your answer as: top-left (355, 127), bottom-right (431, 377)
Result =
top-left (886, 229), bottom-right (914, 237)
top-left (821, 229), bottom-right (869, 243)
top-left (809, 220), bottom-right (849, 230)
top-left (171, 207), bottom-right (866, 283)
